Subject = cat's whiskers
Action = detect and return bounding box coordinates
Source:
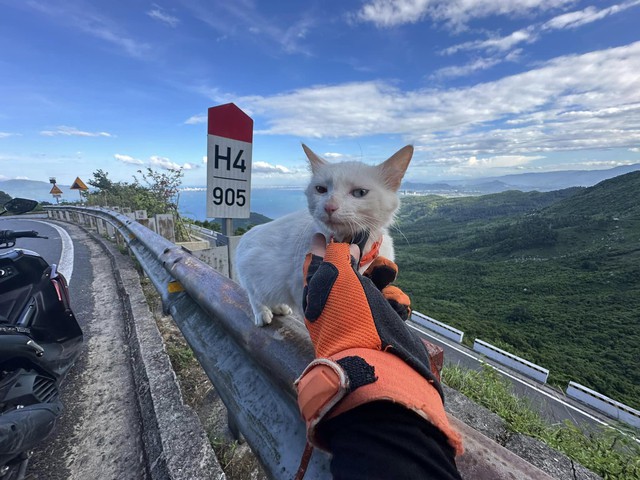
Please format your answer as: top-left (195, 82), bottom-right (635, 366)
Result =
top-left (390, 221), bottom-right (409, 245)
top-left (339, 214), bottom-right (381, 242)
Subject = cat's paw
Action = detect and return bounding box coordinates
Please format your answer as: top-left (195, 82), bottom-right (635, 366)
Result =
top-left (272, 304), bottom-right (293, 317)
top-left (255, 306), bottom-right (274, 327)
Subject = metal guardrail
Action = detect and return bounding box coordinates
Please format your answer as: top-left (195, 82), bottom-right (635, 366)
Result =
top-left (46, 206), bottom-right (330, 478)
top-left (46, 205), bottom-right (564, 480)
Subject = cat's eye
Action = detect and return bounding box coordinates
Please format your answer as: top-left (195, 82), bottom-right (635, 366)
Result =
top-left (315, 185), bottom-right (328, 194)
top-left (351, 188), bottom-right (369, 198)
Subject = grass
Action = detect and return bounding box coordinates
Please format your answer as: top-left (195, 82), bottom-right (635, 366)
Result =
top-left (443, 364), bottom-right (640, 479)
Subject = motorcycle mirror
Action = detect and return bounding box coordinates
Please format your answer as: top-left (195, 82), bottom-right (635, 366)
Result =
top-left (1, 198), bottom-right (39, 215)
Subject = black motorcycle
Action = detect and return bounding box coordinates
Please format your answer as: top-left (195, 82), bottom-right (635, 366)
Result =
top-left (0, 199), bottom-right (83, 480)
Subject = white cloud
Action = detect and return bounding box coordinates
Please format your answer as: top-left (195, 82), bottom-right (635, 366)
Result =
top-left (542, 1), bottom-right (640, 31)
top-left (236, 41), bottom-right (640, 163)
top-left (40, 126), bottom-right (114, 137)
top-left (442, 29), bottom-right (534, 55)
top-left (184, 114), bottom-right (207, 125)
top-left (149, 156), bottom-right (199, 171)
top-left (114, 153), bottom-right (144, 165)
top-left (0, 132), bottom-right (19, 138)
top-left (323, 152), bottom-right (344, 159)
top-left (630, 147), bottom-right (640, 152)
top-left (25, 1), bottom-right (150, 57)
top-left (252, 161), bottom-right (292, 174)
top-left (468, 154), bottom-right (542, 168)
top-left (147, 6), bottom-right (180, 27)
top-left (431, 56), bottom-right (502, 79)
top-left (357, 0), bottom-right (574, 28)
top-left (184, 0), bottom-right (312, 55)
top-left (445, 2), bottom-right (640, 56)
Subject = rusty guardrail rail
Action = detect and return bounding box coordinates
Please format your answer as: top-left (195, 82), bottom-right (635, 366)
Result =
top-left (46, 205), bottom-right (554, 480)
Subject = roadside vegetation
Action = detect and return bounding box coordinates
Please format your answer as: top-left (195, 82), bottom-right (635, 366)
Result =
top-left (83, 168), bottom-right (191, 241)
top-left (443, 365), bottom-right (640, 479)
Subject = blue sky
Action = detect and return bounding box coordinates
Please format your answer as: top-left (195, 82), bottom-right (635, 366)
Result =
top-left (1, 0), bottom-right (640, 189)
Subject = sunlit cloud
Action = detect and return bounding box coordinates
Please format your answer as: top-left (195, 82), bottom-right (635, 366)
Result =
top-left (114, 153), bottom-right (144, 165)
top-left (541, 1), bottom-right (640, 30)
top-left (444, 1), bottom-right (640, 56)
top-left (150, 155), bottom-right (199, 171)
top-left (235, 42), bottom-right (640, 164)
top-left (356, 0), bottom-right (575, 29)
top-left (253, 161), bottom-right (292, 174)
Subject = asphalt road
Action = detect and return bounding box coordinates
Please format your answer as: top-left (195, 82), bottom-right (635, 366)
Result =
top-left (0, 216), bottom-right (148, 480)
top-left (407, 319), bottom-right (617, 432)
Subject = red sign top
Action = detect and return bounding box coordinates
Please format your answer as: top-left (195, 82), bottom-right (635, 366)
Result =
top-left (208, 103), bottom-right (253, 143)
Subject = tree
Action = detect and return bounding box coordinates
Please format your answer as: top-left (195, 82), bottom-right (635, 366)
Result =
top-left (84, 167), bottom-right (189, 241)
top-left (134, 167), bottom-right (184, 215)
top-left (87, 169), bottom-right (113, 191)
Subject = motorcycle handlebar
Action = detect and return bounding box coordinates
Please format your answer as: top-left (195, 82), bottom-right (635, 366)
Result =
top-left (0, 229), bottom-right (49, 243)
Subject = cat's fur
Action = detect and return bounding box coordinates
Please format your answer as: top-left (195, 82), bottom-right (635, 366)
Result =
top-left (235, 144), bottom-right (413, 326)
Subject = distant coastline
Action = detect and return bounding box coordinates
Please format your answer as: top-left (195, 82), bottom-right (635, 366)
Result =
top-left (178, 187), bottom-right (307, 221)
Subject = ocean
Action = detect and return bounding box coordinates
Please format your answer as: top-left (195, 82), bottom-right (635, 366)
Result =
top-left (178, 187), bottom-right (308, 221)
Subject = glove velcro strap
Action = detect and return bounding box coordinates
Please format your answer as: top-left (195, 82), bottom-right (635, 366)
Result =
top-left (330, 348), bottom-right (462, 455)
top-left (294, 358), bottom-right (350, 448)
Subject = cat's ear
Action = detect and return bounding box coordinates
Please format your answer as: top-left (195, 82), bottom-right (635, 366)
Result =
top-left (302, 143), bottom-right (328, 174)
top-left (378, 145), bottom-right (413, 191)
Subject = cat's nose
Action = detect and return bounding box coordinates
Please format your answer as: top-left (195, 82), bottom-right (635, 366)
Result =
top-left (324, 203), bottom-right (338, 215)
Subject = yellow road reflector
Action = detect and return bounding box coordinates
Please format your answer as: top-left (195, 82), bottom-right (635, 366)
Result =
top-left (168, 281), bottom-right (184, 293)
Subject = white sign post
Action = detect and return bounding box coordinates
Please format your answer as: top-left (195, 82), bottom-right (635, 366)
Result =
top-left (207, 103), bottom-right (253, 235)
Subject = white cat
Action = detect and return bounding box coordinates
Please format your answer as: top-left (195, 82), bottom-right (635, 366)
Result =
top-left (234, 144), bottom-right (413, 326)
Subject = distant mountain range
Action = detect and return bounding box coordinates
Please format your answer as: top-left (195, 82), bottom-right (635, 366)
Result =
top-left (2, 163), bottom-right (640, 201)
top-left (401, 163), bottom-right (640, 195)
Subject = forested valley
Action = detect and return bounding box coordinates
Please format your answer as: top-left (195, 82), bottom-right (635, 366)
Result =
top-left (393, 171), bottom-right (640, 409)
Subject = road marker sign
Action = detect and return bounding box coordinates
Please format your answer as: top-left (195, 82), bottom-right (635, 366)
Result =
top-left (207, 103), bottom-right (253, 219)
top-left (70, 177), bottom-right (88, 190)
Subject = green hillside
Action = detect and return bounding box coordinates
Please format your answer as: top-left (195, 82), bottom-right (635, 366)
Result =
top-left (393, 172), bottom-right (640, 409)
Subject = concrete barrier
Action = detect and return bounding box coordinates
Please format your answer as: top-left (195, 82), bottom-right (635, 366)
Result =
top-left (566, 381), bottom-right (640, 429)
top-left (473, 339), bottom-right (549, 384)
top-left (411, 311), bottom-right (464, 343)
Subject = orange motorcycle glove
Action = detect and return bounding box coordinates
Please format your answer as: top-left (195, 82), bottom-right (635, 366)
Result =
top-left (295, 239), bottom-right (462, 455)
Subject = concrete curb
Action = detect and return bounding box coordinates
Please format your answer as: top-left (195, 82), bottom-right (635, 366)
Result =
top-left (92, 230), bottom-right (226, 480)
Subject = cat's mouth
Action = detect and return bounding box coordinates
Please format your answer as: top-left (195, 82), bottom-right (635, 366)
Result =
top-left (323, 218), bottom-right (359, 239)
